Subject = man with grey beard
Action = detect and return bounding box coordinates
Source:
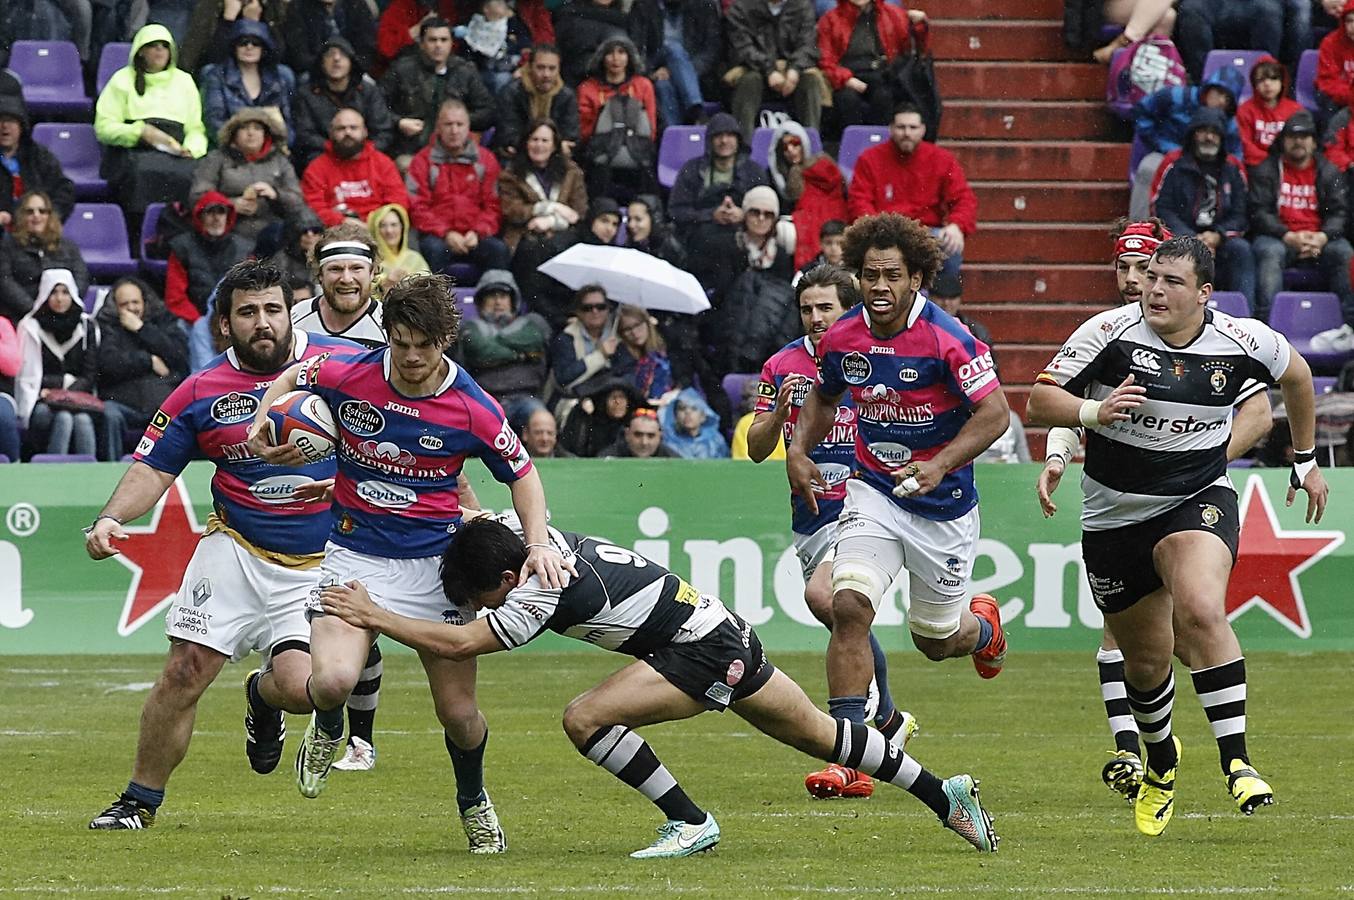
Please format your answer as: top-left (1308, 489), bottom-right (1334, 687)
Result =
top-left (1150, 106), bottom-right (1255, 313)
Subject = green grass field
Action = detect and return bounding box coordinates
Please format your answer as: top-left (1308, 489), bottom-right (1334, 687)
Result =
top-left (3, 650), bottom-right (1352, 897)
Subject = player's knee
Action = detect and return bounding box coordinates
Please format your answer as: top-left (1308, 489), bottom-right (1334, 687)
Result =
top-left (160, 642), bottom-right (222, 698)
top-left (910, 633), bottom-right (953, 662)
top-left (561, 697), bottom-right (599, 748)
top-left (1123, 652), bottom-right (1171, 688)
top-left (307, 668), bottom-right (356, 710)
top-left (832, 560), bottom-right (889, 622)
top-left (433, 696), bottom-right (481, 737)
top-left (804, 580), bottom-right (835, 627)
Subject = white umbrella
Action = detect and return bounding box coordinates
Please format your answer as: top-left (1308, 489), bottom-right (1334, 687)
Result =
top-left (537, 244), bottom-right (711, 315)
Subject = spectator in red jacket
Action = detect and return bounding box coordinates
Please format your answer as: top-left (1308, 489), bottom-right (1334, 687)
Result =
top-left (576, 36), bottom-right (659, 203)
top-left (816, 0), bottom-right (927, 139)
top-left (1315, 0), bottom-right (1354, 120)
top-left (408, 97), bottom-right (511, 274)
top-left (1236, 56), bottom-right (1304, 171)
top-left (302, 108), bottom-right (411, 227)
top-left (847, 103), bottom-right (977, 281)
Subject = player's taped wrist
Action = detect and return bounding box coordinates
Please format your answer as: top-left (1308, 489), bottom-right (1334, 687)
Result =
top-left (1291, 448), bottom-right (1317, 489)
top-left (1077, 399), bottom-right (1103, 430)
top-left (1044, 426), bottom-right (1079, 467)
top-left (525, 542), bottom-right (562, 554)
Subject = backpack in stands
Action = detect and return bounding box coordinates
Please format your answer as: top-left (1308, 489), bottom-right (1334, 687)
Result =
top-left (586, 93), bottom-right (654, 171)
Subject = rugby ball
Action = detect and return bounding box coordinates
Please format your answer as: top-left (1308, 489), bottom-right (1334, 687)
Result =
top-left (266, 391), bottom-right (337, 463)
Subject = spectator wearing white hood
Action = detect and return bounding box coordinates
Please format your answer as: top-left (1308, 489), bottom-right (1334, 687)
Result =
top-left (15, 268), bottom-right (101, 458)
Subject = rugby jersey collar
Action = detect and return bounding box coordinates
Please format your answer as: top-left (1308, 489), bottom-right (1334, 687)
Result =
top-left (225, 329), bottom-right (311, 371)
top-left (862, 292), bottom-right (927, 338)
top-left (381, 348), bottom-right (460, 397)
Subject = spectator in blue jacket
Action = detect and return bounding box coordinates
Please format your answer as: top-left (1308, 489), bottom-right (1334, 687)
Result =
top-left (658, 386), bottom-right (729, 458)
top-left (198, 18), bottom-right (297, 143)
top-left (1131, 64), bottom-right (1245, 219)
top-left (1151, 106), bottom-right (1256, 311)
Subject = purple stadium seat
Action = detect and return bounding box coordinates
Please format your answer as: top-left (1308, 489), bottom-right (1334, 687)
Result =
top-left (658, 126), bottom-right (705, 188)
top-left (8, 41), bottom-right (92, 117)
top-left (1201, 50), bottom-right (1267, 104)
top-left (1207, 291), bottom-right (1250, 318)
top-left (452, 286), bottom-right (477, 320)
top-left (139, 203), bottom-right (168, 280)
top-left (722, 373), bottom-right (758, 416)
top-left (1283, 266), bottom-right (1326, 291)
top-left (838, 126), bottom-right (888, 183)
top-left (96, 42), bottom-right (131, 95)
top-left (31, 454), bottom-right (98, 463)
top-left (749, 126), bottom-right (823, 168)
top-left (1268, 291), bottom-right (1353, 371)
top-left (82, 285), bottom-right (108, 314)
top-left (31, 123), bottom-right (108, 199)
top-left (1296, 49), bottom-right (1319, 113)
top-left (1312, 375), bottom-right (1338, 395)
top-left (446, 262), bottom-right (481, 288)
top-left (0, 454), bottom-right (10, 464)
top-left (65, 204), bottom-right (139, 279)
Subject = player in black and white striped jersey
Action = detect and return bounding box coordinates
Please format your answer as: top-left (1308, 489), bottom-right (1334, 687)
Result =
top-left (1036, 218), bottom-right (1274, 807)
top-left (316, 516), bottom-right (1000, 859)
top-left (1028, 235), bottom-right (1329, 837)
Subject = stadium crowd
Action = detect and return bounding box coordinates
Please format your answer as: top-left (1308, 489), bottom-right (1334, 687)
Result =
top-left (4, 0), bottom-right (1354, 465)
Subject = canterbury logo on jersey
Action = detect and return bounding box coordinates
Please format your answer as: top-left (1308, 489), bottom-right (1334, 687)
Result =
top-left (1130, 349), bottom-right (1161, 372)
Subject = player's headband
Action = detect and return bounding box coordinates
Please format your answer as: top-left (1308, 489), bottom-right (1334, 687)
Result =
top-left (316, 241), bottom-right (374, 266)
top-left (1114, 223), bottom-right (1172, 261)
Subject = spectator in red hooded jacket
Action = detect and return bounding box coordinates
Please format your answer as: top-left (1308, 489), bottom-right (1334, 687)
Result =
top-left (847, 103), bottom-right (977, 281)
top-left (1236, 56), bottom-right (1304, 171)
top-left (1315, 0), bottom-right (1354, 120)
top-left (765, 122), bottom-right (849, 270)
top-left (816, 0), bottom-right (927, 139)
top-left (408, 97), bottom-right (511, 275)
top-left (302, 108), bottom-right (411, 227)
top-left (164, 191), bottom-right (253, 370)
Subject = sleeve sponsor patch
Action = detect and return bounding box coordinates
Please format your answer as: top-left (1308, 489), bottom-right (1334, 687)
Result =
top-left (756, 380), bottom-right (777, 399)
top-left (296, 353), bottom-right (330, 388)
top-left (148, 409), bottom-right (171, 437)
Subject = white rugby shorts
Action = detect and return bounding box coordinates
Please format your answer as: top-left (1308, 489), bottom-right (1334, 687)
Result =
top-left (792, 524), bottom-right (837, 583)
top-left (832, 479), bottom-right (981, 639)
top-left (164, 533), bottom-right (315, 662)
top-left (311, 542), bottom-right (475, 624)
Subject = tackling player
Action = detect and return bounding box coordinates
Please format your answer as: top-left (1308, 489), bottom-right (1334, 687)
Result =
top-left (85, 261), bottom-right (353, 830)
top-left (1027, 235), bottom-right (1328, 835)
top-left (786, 214), bottom-right (1011, 746)
top-left (317, 517), bottom-right (999, 858)
top-left (1036, 219), bottom-right (1274, 804)
top-left (248, 274), bottom-right (573, 854)
top-left (746, 265), bottom-right (918, 800)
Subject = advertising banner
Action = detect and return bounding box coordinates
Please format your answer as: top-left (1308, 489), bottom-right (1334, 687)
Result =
top-left (0, 462), bottom-right (1346, 653)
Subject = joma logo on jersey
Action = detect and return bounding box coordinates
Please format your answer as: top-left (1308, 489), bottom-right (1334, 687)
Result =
top-left (869, 345), bottom-right (896, 355)
top-left (1130, 349), bottom-right (1161, 372)
top-left (385, 400), bottom-right (421, 418)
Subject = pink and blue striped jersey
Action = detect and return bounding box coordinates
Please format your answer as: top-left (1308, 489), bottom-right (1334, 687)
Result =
top-left (757, 336), bottom-right (857, 535)
top-left (816, 300), bottom-right (1000, 521)
top-left (295, 348), bottom-right (534, 559)
top-left (134, 331), bottom-right (353, 556)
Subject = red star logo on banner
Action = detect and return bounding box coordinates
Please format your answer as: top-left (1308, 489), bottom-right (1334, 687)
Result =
top-left (113, 479), bottom-right (206, 636)
top-left (1226, 475), bottom-right (1343, 639)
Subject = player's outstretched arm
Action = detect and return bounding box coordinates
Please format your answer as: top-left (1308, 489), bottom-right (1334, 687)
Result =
top-left (746, 374), bottom-right (806, 463)
top-left (1276, 351), bottom-right (1329, 523)
top-left (785, 386), bottom-right (841, 515)
top-left (245, 362), bottom-right (308, 466)
top-left (319, 581), bottom-right (504, 661)
top-left (1036, 426), bottom-right (1081, 518)
top-left (508, 468), bottom-right (576, 589)
top-left (85, 462), bottom-right (177, 559)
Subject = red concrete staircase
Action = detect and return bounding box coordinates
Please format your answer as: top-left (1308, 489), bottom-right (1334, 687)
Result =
top-left (930, 0), bottom-right (1130, 456)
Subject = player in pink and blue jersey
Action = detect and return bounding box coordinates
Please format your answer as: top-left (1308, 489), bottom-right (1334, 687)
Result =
top-left (85, 261), bottom-right (355, 831)
top-left (746, 265), bottom-right (917, 801)
top-left (786, 215), bottom-right (1013, 824)
top-left (249, 273), bottom-right (573, 853)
